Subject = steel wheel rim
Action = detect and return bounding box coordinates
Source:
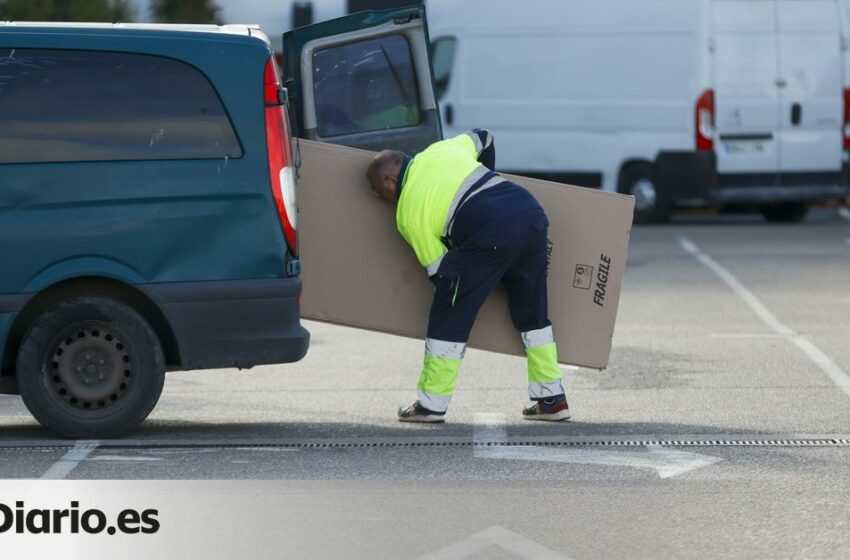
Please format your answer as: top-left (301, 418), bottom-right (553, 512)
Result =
top-left (45, 321), bottom-right (135, 416)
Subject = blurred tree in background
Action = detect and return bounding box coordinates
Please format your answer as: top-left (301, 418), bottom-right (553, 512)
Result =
top-left (0, 0), bottom-right (133, 21)
top-left (152, 0), bottom-right (222, 24)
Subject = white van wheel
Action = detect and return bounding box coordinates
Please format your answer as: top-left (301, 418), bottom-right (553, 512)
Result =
top-left (632, 179), bottom-right (657, 212)
top-left (619, 163), bottom-right (671, 224)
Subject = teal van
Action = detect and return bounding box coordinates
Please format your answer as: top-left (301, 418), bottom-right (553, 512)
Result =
top-left (0, 22), bottom-right (304, 438)
top-left (0, 7), bottom-right (442, 437)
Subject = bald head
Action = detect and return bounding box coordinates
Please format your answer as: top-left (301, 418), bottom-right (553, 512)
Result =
top-left (367, 149), bottom-right (406, 202)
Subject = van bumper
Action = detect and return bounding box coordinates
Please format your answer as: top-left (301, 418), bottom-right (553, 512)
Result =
top-left (141, 278), bottom-right (310, 371)
top-left (656, 150), bottom-right (850, 205)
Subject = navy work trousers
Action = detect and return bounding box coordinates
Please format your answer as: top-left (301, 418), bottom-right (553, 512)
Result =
top-left (415, 181), bottom-right (564, 412)
top-left (429, 185), bottom-right (552, 343)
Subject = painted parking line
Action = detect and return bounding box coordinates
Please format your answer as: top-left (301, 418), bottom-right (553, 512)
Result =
top-left (838, 207), bottom-right (850, 222)
top-left (39, 440), bottom-right (99, 480)
top-left (472, 413), bottom-right (721, 478)
top-left (88, 455), bottom-right (161, 462)
top-left (678, 236), bottom-right (850, 400)
top-left (472, 412), bottom-right (507, 443)
top-left (416, 525), bottom-right (573, 560)
top-left (709, 333), bottom-right (784, 339)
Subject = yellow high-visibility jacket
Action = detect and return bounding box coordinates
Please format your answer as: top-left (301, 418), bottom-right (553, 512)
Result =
top-left (396, 129), bottom-right (498, 276)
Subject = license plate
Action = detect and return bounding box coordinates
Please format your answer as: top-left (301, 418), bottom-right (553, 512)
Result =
top-left (724, 141), bottom-right (764, 154)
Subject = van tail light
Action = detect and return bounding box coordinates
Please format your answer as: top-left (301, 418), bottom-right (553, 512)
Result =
top-left (264, 57), bottom-right (298, 257)
top-left (696, 89), bottom-right (715, 151)
top-left (843, 88), bottom-right (850, 149)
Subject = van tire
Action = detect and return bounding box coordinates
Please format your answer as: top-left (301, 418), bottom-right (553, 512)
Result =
top-left (16, 297), bottom-right (165, 439)
top-left (619, 163), bottom-right (671, 223)
top-left (759, 203), bottom-right (809, 223)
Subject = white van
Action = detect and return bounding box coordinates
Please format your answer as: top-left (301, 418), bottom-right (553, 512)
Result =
top-left (426, 0), bottom-right (850, 222)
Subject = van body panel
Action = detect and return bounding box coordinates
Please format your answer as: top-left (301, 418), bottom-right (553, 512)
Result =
top-left (713, 0), bottom-right (844, 187)
top-left (18, 257), bottom-right (147, 295)
top-left (776, 0), bottom-right (843, 173)
top-left (712, 0), bottom-right (781, 174)
top-left (843, 0), bottom-right (850, 89)
top-left (0, 161), bottom-right (284, 287)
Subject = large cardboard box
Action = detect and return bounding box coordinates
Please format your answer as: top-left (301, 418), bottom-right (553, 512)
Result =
top-left (297, 140), bottom-right (634, 369)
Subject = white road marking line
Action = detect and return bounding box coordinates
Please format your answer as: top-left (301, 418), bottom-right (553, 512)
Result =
top-left (838, 207), bottom-right (850, 222)
top-left (472, 412), bottom-right (507, 443)
top-left (39, 440), bottom-right (99, 480)
top-left (415, 525), bottom-right (573, 560)
top-left (87, 455), bottom-right (161, 462)
top-left (472, 413), bottom-right (720, 478)
top-left (140, 448), bottom-right (220, 455)
top-left (478, 445), bottom-right (721, 479)
top-left (709, 333), bottom-right (784, 339)
top-left (678, 236), bottom-right (850, 399)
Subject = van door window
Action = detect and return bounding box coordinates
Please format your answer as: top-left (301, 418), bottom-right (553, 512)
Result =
top-left (0, 49), bottom-right (242, 165)
top-left (312, 35), bottom-right (421, 137)
top-left (430, 37), bottom-right (456, 100)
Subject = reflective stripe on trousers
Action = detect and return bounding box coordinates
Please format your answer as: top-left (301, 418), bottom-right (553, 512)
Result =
top-left (417, 339), bottom-right (466, 412)
top-left (522, 326), bottom-right (564, 400)
top-left (417, 388), bottom-right (452, 413)
top-left (425, 338), bottom-right (466, 359)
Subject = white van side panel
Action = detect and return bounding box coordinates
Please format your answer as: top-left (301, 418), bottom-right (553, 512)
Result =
top-left (429, 0), bottom-right (705, 192)
top-left (843, 0), bottom-right (850, 163)
top-left (843, 0), bottom-right (850, 87)
top-left (454, 32), bottom-right (695, 172)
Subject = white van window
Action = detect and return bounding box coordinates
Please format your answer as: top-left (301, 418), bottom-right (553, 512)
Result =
top-left (431, 37), bottom-right (456, 100)
top-left (312, 35), bottom-right (421, 137)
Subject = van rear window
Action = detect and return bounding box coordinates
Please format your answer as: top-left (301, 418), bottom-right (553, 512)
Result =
top-left (0, 48), bottom-right (242, 164)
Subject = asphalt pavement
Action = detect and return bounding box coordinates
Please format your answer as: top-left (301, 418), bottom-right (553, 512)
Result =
top-left (1, 208), bottom-right (849, 559)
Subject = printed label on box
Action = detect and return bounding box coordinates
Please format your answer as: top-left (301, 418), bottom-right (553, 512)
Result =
top-left (573, 264), bottom-right (593, 290)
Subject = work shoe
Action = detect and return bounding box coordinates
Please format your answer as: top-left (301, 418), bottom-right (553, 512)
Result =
top-left (522, 396), bottom-right (571, 421)
top-left (398, 401), bottom-right (446, 423)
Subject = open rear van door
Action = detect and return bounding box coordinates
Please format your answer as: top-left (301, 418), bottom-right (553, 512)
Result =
top-left (281, 6), bottom-right (442, 155)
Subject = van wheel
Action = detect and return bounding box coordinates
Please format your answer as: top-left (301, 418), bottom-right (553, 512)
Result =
top-left (619, 163), bottom-right (671, 223)
top-left (759, 203), bottom-right (809, 223)
top-left (16, 297), bottom-right (165, 439)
